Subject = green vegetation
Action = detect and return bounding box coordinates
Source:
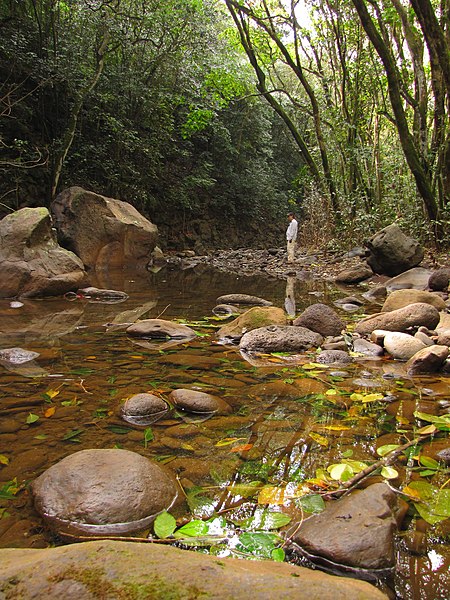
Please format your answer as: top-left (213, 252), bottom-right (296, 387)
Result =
top-left (0, 0), bottom-right (448, 247)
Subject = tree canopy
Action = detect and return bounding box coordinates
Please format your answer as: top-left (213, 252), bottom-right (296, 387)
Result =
top-left (1, 0), bottom-right (448, 247)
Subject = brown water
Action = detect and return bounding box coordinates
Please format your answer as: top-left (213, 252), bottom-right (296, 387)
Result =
top-left (0, 265), bottom-right (449, 599)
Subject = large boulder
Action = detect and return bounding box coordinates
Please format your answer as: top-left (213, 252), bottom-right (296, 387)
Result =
top-left (0, 207), bottom-right (88, 298)
top-left (31, 449), bottom-right (180, 536)
top-left (406, 345), bottom-right (449, 375)
top-left (51, 187), bottom-right (158, 270)
top-left (293, 303), bottom-right (344, 337)
top-left (0, 540), bottom-right (387, 600)
top-left (288, 483), bottom-right (397, 570)
top-left (355, 303), bottom-right (440, 336)
top-left (365, 224), bottom-right (424, 276)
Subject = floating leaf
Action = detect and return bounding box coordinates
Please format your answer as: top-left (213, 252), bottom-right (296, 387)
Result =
top-left (236, 531), bottom-right (280, 559)
top-left (44, 406), bottom-right (56, 418)
top-left (377, 444), bottom-right (401, 457)
top-left (308, 432), bottom-right (329, 447)
top-left (153, 511), bottom-right (176, 539)
top-left (297, 494), bottom-right (326, 514)
top-left (319, 424), bottom-right (351, 431)
top-left (107, 425), bottom-right (131, 434)
top-left (230, 443), bottom-right (253, 453)
top-left (258, 486), bottom-right (288, 505)
top-left (173, 520), bottom-right (208, 539)
top-left (302, 363), bottom-right (325, 370)
top-left (325, 389), bottom-right (338, 396)
top-left (62, 428), bottom-right (84, 441)
top-left (419, 456), bottom-right (440, 470)
top-left (327, 463), bottom-right (353, 481)
top-left (215, 437), bottom-right (246, 447)
top-left (417, 424), bottom-right (437, 435)
top-left (0, 479), bottom-right (21, 500)
top-left (413, 411), bottom-right (450, 429)
top-left (227, 481), bottom-right (262, 498)
top-left (0, 455), bottom-right (9, 466)
top-left (406, 481), bottom-right (450, 524)
top-left (42, 389), bottom-right (60, 402)
top-left (361, 393), bottom-right (384, 403)
top-left (26, 413), bottom-right (39, 424)
top-left (34, 434), bottom-right (47, 440)
top-left (143, 427), bottom-right (154, 448)
top-left (271, 548), bottom-right (285, 562)
top-left (380, 466), bottom-right (399, 479)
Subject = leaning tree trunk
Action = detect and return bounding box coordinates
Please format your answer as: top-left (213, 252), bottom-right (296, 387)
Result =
top-left (51, 31), bottom-right (109, 199)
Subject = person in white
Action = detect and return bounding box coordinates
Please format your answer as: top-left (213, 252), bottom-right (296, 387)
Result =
top-left (286, 212), bottom-right (298, 263)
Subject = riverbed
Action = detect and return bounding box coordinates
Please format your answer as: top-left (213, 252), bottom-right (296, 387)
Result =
top-left (0, 263), bottom-right (448, 599)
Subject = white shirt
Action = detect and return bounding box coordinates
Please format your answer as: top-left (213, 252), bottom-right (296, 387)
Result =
top-left (286, 218), bottom-right (298, 242)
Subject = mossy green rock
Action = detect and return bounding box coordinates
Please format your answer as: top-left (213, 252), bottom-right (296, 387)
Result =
top-left (218, 306), bottom-right (287, 341)
top-left (0, 540), bottom-right (387, 599)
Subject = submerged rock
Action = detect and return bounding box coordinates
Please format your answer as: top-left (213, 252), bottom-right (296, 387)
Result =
top-left (126, 319), bottom-right (196, 340)
top-left (0, 348), bottom-right (40, 365)
top-left (32, 449), bottom-right (180, 536)
top-left (212, 304), bottom-right (239, 318)
top-left (168, 389), bottom-right (232, 415)
top-left (121, 393), bottom-right (169, 426)
top-left (287, 483), bottom-right (397, 570)
top-left (216, 293), bottom-right (272, 306)
top-left (218, 306), bottom-right (287, 342)
top-left (77, 287), bottom-right (129, 302)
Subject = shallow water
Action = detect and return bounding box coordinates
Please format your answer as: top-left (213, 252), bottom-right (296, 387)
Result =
top-left (0, 264), bottom-right (448, 599)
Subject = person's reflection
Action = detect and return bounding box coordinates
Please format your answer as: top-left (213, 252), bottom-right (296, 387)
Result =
top-left (284, 275), bottom-right (296, 319)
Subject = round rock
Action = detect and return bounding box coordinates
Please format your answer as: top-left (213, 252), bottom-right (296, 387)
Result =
top-left (31, 449), bottom-right (179, 535)
top-left (168, 389), bottom-right (232, 415)
top-left (294, 304), bottom-right (344, 337)
top-left (383, 332), bottom-right (427, 361)
top-left (316, 350), bottom-right (353, 365)
top-left (216, 294), bottom-right (272, 306)
top-left (126, 319), bottom-right (196, 340)
top-left (240, 325), bottom-right (323, 353)
top-left (121, 393), bottom-right (169, 426)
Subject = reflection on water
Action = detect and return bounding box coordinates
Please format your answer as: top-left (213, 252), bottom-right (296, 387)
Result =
top-left (0, 265), bottom-right (448, 599)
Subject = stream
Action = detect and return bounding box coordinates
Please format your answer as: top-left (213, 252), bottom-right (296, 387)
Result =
top-left (0, 263), bottom-right (449, 599)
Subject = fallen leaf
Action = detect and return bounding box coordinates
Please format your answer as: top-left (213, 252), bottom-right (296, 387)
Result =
top-left (230, 443), bottom-right (253, 453)
top-left (44, 406), bottom-right (56, 418)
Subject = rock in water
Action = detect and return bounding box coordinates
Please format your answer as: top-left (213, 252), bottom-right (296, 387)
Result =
top-left (218, 307), bottom-right (287, 342)
top-left (121, 393), bottom-right (169, 426)
top-left (168, 389), bottom-right (232, 414)
top-left (0, 207), bottom-right (87, 298)
top-left (126, 319), bottom-right (196, 340)
top-left (32, 449), bottom-right (180, 535)
top-left (216, 294), bottom-right (272, 306)
top-left (355, 303), bottom-right (440, 336)
top-left (294, 303), bottom-right (344, 337)
top-left (240, 325), bottom-right (323, 353)
top-left (288, 483), bottom-right (397, 570)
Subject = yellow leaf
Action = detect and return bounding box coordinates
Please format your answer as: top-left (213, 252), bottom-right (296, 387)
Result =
top-left (325, 389), bottom-right (338, 396)
top-left (417, 424), bottom-right (437, 435)
top-left (258, 486), bottom-right (287, 505)
top-left (309, 432), bottom-right (329, 447)
top-left (302, 363), bottom-right (325, 370)
top-left (402, 485), bottom-right (421, 500)
top-left (0, 454), bottom-right (9, 465)
top-left (361, 393), bottom-right (384, 403)
top-left (44, 406), bottom-right (56, 418)
top-left (396, 416), bottom-right (410, 425)
top-left (86, 355), bottom-right (97, 360)
top-left (130, 355), bottom-right (144, 359)
top-left (181, 443), bottom-right (195, 451)
top-left (44, 389), bottom-right (60, 400)
top-left (215, 437), bottom-right (246, 447)
top-left (318, 424), bottom-right (351, 431)
top-left (350, 393), bottom-right (365, 401)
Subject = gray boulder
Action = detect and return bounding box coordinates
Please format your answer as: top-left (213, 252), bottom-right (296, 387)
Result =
top-left (288, 483), bottom-right (397, 570)
top-left (0, 207), bottom-right (87, 298)
top-left (51, 187), bottom-right (158, 270)
top-left (355, 303), bottom-right (440, 336)
top-left (121, 393), bottom-right (169, 426)
top-left (32, 449), bottom-right (180, 536)
top-left (334, 265), bottom-right (373, 284)
top-left (385, 267), bottom-right (432, 292)
top-left (365, 224), bottom-right (424, 276)
top-left (293, 303), bottom-right (344, 337)
top-left (240, 325), bottom-right (323, 353)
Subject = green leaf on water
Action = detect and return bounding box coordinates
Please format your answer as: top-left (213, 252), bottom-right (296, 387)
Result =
top-left (153, 511), bottom-right (177, 539)
top-left (380, 466), bottom-right (399, 479)
top-left (62, 428), bottom-right (84, 441)
top-left (107, 425), bottom-right (131, 434)
top-left (297, 494), bottom-right (326, 514)
top-left (419, 456), bottom-right (440, 470)
top-left (143, 427), bottom-right (154, 448)
top-left (271, 547), bottom-right (285, 562)
top-left (377, 444), bottom-right (401, 457)
top-left (173, 520), bottom-right (209, 539)
top-left (26, 413), bottom-right (39, 424)
top-left (236, 532), bottom-right (280, 559)
top-left (327, 463), bottom-right (353, 481)
top-left (406, 481), bottom-right (450, 525)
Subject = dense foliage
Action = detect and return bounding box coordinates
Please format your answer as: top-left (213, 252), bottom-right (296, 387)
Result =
top-left (1, 0), bottom-right (449, 248)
